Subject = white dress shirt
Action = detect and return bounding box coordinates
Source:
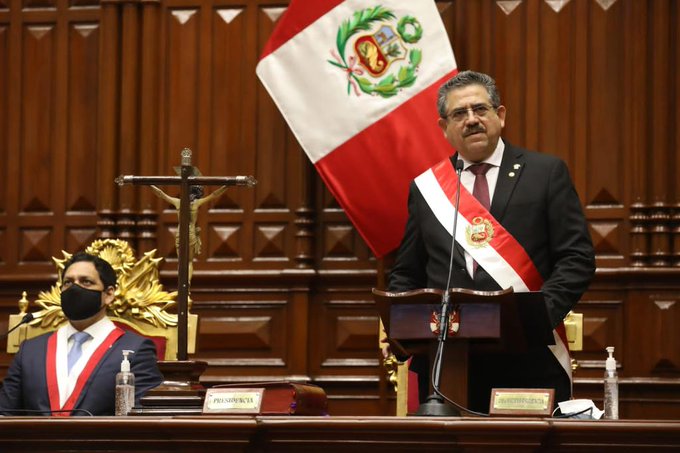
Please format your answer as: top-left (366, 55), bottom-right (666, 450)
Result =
top-left (456, 138), bottom-right (505, 277)
top-left (55, 317), bottom-right (116, 407)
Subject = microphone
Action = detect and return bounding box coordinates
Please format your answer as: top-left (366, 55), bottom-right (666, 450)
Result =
top-left (0, 313), bottom-right (36, 341)
top-left (444, 158), bottom-right (465, 294)
top-left (416, 158), bottom-right (469, 417)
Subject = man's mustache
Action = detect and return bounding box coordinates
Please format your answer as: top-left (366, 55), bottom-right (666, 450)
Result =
top-left (463, 126), bottom-right (485, 137)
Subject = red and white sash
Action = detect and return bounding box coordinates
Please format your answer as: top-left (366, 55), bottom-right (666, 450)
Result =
top-left (415, 158), bottom-right (572, 384)
top-left (46, 327), bottom-right (125, 416)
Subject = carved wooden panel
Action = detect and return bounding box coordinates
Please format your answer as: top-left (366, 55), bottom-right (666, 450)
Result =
top-left (148, 2), bottom-right (308, 271)
top-left (21, 25), bottom-right (55, 215)
top-left (255, 6), bottom-right (295, 213)
top-left (19, 228), bottom-right (53, 263)
top-left (0, 229), bottom-right (5, 264)
top-left (65, 227), bottom-right (97, 254)
top-left (251, 5), bottom-right (310, 268)
top-left (309, 292), bottom-right (380, 377)
top-left (589, 220), bottom-right (624, 261)
top-left (66, 24), bottom-right (99, 213)
top-left (1, 0), bottom-right (672, 273)
top-left (628, 293), bottom-right (680, 376)
top-left (163, 9), bottom-right (200, 158)
top-left (210, 6), bottom-right (250, 210)
top-left (0, 25), bottom-right (6, 216)
top-left (253, 223), bottom-right (287, 261)
top-left (571, 296), bottom-right (624, 378)
top-left (0, 3), bottom-right (101, 273)
top-left (193, 298), bottom-right (289, 380)
top-left (23, 0), bottom-right (55, 9)
top-left (206, 223), bottom-right (242, 261)
top-left (70, 0), bottom-right (98, 7)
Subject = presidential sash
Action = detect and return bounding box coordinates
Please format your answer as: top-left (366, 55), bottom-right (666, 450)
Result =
top-left (415, 158), bottom-right (572, 384)
top-left (46, 327), bottom-right (125, 416)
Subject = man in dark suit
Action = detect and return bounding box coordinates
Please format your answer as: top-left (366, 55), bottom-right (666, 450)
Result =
top-left (0, 253), bottom-right (163, 416)
top-left (389, 70), bottom-right (595, 412)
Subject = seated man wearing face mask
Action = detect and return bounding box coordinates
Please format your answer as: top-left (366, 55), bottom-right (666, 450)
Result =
top-left (0, 252), bottom-right (163, 416)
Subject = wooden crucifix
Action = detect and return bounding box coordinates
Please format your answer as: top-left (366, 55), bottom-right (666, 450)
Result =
top-left (115, 148), bottom-right (257, 360)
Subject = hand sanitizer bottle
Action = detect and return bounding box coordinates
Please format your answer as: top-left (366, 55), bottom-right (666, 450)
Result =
top-left (603, 346), bottom-right (619, 420)
top-left (115, 350), bottom-right (135, 416)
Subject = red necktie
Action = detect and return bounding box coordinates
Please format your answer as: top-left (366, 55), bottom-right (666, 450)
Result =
top-left (469, 163), bottom-right (493, 210)
top-left (468, 163), bottom-right (493, 276)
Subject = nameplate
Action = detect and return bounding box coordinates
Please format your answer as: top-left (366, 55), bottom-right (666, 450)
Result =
top-left (202, 388), bottom-right (264, 414)
top-left (489, 388), bottom-right (554, 416)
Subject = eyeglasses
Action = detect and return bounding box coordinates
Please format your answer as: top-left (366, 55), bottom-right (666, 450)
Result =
top-left (444, 103), bottom-right (497, 122)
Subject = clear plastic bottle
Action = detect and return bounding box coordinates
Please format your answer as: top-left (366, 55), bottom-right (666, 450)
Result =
top-left (115, 350), bottom-right (135, 416)
top-left (603, 346), bottom-right (619, 420)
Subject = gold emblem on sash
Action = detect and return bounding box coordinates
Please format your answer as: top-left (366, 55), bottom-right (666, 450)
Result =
top-left (466, 216), bottom-right (494, 247)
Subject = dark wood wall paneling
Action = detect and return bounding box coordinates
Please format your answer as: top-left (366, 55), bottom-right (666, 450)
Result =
top-left (0, 0), bottom-right (678, 418)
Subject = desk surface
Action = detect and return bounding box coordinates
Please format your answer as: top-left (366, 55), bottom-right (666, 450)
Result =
top-left (1, 416), bottom-right (679, 452)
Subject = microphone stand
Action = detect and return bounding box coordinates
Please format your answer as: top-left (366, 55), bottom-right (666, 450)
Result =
top-left (416, 159), bottom-right (464, 417)
top-left (0, 313), bottom-right (35, 340)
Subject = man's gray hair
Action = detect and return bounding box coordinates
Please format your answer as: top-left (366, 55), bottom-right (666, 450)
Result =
top-left (437, 70), bottom-right (502, 118)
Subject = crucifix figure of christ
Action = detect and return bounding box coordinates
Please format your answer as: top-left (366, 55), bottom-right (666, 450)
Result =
top-left (115, 148), bottom-right (257, 360)
top-left (149, 180), bottom-right (227, 283)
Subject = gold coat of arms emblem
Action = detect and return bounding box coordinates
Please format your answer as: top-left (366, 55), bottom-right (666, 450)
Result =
top-left (328, 6), bottom-right (423, 97)
top-left (466, 216), bottom-right (494, 248)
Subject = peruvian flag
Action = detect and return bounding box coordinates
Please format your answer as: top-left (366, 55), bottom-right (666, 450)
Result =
top-left (257, 0), bottom-right (457, 257)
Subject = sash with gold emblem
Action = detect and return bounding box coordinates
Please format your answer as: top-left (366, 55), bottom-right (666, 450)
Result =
top-left (414, 158), bottom-right (572, 383)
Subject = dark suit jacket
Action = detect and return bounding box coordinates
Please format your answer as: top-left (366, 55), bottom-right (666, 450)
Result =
top-left (389, 142), bottom-right (595, 326)
top-left (0, 329), bottom-right (163, 416)
top-left (388, 142), bottom-right (595, 409)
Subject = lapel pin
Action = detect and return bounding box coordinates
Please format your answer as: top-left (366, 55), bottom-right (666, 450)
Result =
top-left (513, 164), bottom-right (521, 169)
top-left (509, 172), bottom-right (516, 177)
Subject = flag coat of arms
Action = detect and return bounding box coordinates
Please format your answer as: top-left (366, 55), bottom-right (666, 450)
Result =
top-left (257, 0), bottom-right (457, 257)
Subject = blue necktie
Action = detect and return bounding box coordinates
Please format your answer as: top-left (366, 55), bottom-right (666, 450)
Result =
top-left (67, 332), bottom-right (91, 374)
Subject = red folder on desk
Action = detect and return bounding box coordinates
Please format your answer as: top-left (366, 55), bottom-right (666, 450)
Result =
top-left (215, 381), bottom-right (327, 416)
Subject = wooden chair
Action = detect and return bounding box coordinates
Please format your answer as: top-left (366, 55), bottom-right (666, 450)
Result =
top-left (6, 239), bottom-right (198, 361)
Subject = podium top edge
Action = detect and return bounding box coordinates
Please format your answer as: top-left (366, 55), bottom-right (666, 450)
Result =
top-left (372, 287), bottom-right (515, 298)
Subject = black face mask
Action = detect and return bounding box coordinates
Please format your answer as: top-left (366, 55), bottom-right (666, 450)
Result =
top-left (60, 284), bottom-right (105, 321)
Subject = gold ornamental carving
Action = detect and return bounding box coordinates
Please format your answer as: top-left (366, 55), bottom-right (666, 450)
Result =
top-left (31, 239), bottom-right (178, 330)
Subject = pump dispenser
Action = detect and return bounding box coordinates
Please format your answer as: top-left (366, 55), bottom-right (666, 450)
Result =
top-left (115, 349), bottom-right (135, 416)
top-left (603, 346), bottom-right (619, 419)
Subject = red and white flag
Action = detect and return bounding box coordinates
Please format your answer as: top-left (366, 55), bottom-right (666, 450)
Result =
top-left (257, 0), bottom-right (457, 257)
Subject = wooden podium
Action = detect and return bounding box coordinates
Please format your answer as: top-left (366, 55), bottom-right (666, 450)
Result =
top-left (373, 287), bottom-right (554, 412)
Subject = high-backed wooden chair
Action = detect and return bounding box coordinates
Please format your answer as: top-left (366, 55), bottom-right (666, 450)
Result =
top-left (6, 239), bottom-right (198, 361)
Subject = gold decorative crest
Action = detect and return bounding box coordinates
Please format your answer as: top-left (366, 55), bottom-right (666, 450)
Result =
top-left (466, 216), bottom-right (494, 248)
top-left (31, 239), bottom-right (178, 330)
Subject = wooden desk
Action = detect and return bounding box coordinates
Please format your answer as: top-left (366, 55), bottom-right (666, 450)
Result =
top-left (0, 416), bottom-right (679, 452)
